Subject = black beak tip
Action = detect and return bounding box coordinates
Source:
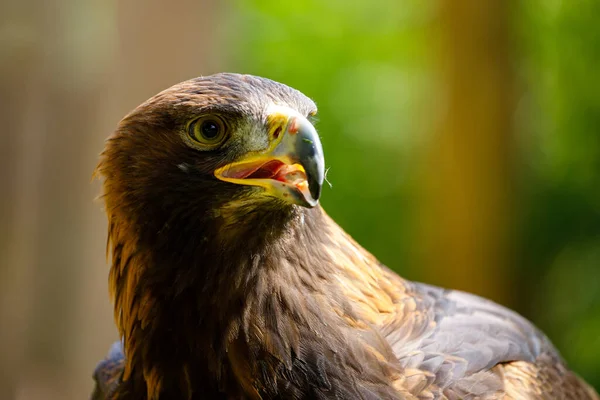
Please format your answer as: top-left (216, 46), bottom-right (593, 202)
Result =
top-left (287, 115), bottom-right (325, 208)
top-left (308, 179), bottom-right (322, 205)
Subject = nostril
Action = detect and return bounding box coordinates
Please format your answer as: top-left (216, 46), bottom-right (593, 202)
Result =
top-left (273, 126), bottom-right (282, 140)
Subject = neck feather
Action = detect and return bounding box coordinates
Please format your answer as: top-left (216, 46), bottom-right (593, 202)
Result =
top-left (107, 204), bottom-right (343, 398)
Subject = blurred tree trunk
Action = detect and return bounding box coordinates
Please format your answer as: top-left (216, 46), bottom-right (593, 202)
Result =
top-left (0, 2), bottom-right (39, 397)
top-left (0, 0), bottom-right (221, 399)
top-left (416, 1), bottom-right (516, 305)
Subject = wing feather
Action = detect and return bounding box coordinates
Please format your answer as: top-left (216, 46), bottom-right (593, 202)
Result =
top-left (92, 341), bottom-right (124, 400)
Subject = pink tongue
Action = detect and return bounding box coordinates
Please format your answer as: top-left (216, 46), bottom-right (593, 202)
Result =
top-left (223, 160), bottom-right (305, 184)
top-left (244, 160), bottom-right (284, 179)
top-left (221, 160), bottom-right (280, 179)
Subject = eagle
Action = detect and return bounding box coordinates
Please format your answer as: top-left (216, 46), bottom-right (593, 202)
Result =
top-left (92, 73), bottom-right (598, 399)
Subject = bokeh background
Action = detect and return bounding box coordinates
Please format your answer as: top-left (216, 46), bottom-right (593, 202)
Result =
top-left (1, 0), bottom-right (599, 398)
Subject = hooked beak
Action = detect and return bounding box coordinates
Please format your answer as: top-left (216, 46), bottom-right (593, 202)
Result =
top-left (214, 105), bottom-right (324, 207)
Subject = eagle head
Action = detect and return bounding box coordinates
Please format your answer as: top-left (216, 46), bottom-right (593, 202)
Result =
top-left (98, 73), bottom-right (324, 239)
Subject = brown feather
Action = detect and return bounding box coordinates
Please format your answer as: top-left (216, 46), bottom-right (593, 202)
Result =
top-left (92, 73), bottom-right (598, 400)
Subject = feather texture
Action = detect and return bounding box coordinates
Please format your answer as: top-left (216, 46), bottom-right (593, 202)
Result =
top-left (92, 73), bottom-right (598, 400)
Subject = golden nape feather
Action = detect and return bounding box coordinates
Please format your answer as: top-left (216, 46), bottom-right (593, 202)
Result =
top-left (92, 73), bottom-right (598, 400)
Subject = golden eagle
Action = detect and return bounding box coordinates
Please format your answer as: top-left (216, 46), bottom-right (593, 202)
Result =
top-left (92, 73), bottom-right (598, 399)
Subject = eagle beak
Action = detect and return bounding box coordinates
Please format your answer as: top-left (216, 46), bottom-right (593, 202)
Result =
top-left (214, 105), bottom-right (324, 207)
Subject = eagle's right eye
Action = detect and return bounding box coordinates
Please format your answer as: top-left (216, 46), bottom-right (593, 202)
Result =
top-left (188, 116), bottom-right (228, 148)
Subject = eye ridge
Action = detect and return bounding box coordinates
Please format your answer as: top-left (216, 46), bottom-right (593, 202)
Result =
top-left (188, 115), bottom-right (228, 147)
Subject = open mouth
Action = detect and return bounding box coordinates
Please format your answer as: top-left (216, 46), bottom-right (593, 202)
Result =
top-left (218, 159), bottom-right (309, 192)
top-left (213, 106), bottom-right (323, 207)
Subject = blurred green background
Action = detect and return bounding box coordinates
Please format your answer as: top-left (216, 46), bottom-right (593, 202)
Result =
top-left (0, 0), bottom-right (598, 398)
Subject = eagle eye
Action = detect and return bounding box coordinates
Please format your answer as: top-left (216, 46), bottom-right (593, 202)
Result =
top-left (188, 116), bottom-right (228, 148)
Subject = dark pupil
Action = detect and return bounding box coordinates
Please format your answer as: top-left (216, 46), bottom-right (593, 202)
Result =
top-left (200, 120), bottom-right (220, 139)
